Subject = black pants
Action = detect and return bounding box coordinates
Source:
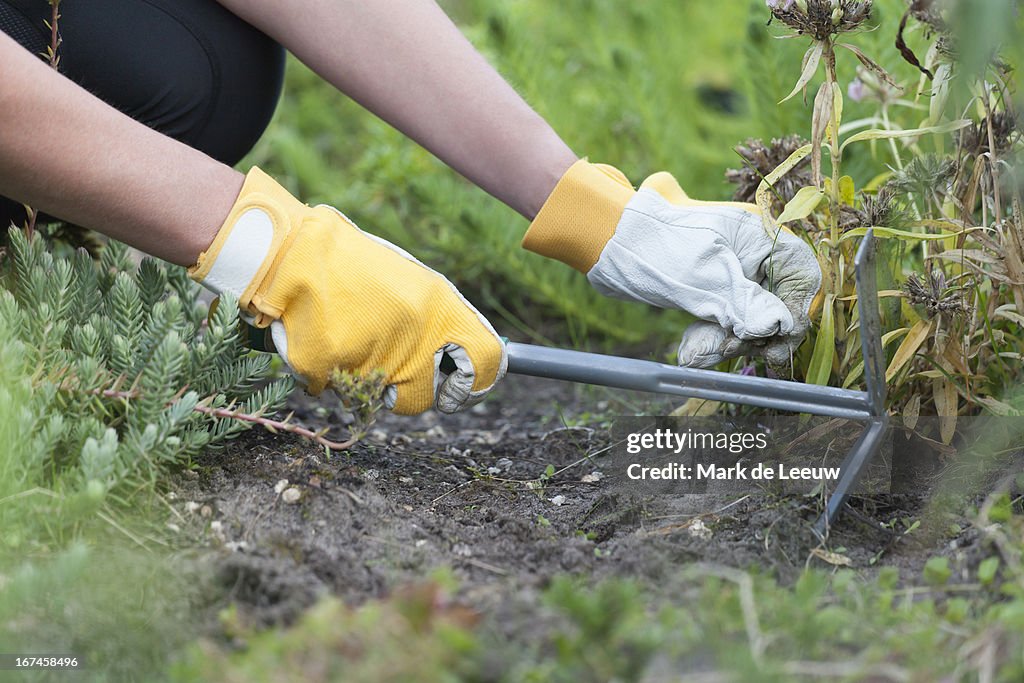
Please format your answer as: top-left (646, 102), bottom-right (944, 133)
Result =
top-left (0, 0), bottom-right (285, 228)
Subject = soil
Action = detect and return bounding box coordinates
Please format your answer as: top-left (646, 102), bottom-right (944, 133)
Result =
top-left (169, 374), bottom-right (996, 634)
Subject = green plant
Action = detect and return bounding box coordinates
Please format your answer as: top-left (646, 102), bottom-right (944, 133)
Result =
top-left (737, 0), bottom-right (1023, 443)
top-left (0, 227), bottom-right (294, 546)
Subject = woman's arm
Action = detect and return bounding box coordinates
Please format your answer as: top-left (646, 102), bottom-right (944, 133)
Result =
top-left (0, 32), bottom-right (241, 266)
top-left (212, 0), bottom-right (578, 220)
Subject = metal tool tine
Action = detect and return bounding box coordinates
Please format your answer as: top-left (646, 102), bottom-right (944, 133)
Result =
top-left (854, 228), bottom-right (886, 417)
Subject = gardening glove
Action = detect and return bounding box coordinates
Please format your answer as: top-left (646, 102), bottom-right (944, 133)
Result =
top-left (640, 172), bottom-right (822, 369)
top-left (189, 167), bottom-right (507, 415)
top-left (522, 160), bottom-right (820, 367)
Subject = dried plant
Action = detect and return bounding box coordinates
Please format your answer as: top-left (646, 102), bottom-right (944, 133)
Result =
top-left (726, 135), bottom-right (812, 207)
top-left (737, 0), bottom-right (1024, 443)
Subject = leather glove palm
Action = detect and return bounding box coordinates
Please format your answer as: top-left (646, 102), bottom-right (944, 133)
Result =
top-left (190, 168), bottom-right (507, 414)
top-left (523, 160), bottom-right (821, 367)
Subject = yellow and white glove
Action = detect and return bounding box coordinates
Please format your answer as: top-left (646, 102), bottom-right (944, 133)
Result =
top-left (523, 160), bottom-right (821, 368)
top-left (190, 167), bottom-right (507, 415)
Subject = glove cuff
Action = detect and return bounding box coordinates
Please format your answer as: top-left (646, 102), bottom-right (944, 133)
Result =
top-left (521, 159), bottom-right (635, 273)
top-left (189, 166), bottom-right (305, 320)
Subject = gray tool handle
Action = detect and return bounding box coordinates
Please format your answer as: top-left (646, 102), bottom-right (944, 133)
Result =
top-left (505, 342), bottom-right (874, 421)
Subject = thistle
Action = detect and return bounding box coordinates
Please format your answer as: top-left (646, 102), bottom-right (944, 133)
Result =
top-left (767, 0), bottom-right (873, 40)
top-left (904, 269), bottom-right (970, 319)
top-left (725, 135), bottom-right (812, 207)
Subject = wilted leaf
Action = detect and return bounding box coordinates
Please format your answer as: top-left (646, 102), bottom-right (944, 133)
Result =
top-left (807, 294), bottom-right (836, 386)
top-left (756, 144), bottom-right (813, 221)
top-left (840, 227), bottom-right (972, 242)
top-left (903, 394), bottom-right (921, 431)
top-left (781, 42), bottom-right (824, 104)
top-left (811, 547), bottom-right (852, 567)
top-left (810, 82), bottom-right (833, 185)
top-left (886, 318), bottom-right (934, 382)
top-left (933, 378), bottom-right (958, 445)
top-left (976, 396), bottom-right (1020, 417)
top-left (670, 398), bottom-right (722, 417)
top-left (838, 42), bottom-right (901, 90)
top-left (839, 120), bottom-right (972, 152)
top-left (777, 186), bottom-right (825, 224)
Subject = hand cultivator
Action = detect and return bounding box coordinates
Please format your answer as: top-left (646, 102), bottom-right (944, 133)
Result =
top-left (496, 231), bottom-right (888, 538)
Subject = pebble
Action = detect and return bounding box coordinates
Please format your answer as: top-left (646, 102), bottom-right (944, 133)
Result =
top-left (281, 487), bottom-right (302, 504)
top-left (363, 469), bottom-right (380, 481)
top-left (274, 479), bottom-right (289, 494)
top-left (495, 458), bottom-right (513, 471)
top-left (550, 495), bottom-right (567, 506)
top-left (581, 471), bottom-right (604, 483)
top-left (185, 501), bottom-right (201, 514)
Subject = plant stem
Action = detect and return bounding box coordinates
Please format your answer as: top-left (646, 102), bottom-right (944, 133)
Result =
top-left (825, 41), bottom-right (842, 297)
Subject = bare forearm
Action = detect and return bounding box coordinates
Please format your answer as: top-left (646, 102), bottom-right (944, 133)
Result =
top-left (0, 33), bottom-right (241, 266)
top-left (215, 0), bottom-right (577, 219)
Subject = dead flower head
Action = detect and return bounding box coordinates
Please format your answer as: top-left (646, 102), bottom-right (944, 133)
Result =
top-left (958, 112), bottom-right (1023, 158)
top-left (726, 135), bottom-right (811, 207)
top-left (904, 269), bottom-right (970, 319)
top-left (767, 0), bottom-right (873, 40)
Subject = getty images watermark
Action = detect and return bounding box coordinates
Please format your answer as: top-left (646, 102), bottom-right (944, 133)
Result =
top-left (625, 428), bottom-right (840, 483)
top-left (602, 416), bottom-right (893, 496)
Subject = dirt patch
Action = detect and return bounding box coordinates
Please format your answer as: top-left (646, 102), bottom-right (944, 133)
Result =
top-left (170, 375), bottom-right (984, 630)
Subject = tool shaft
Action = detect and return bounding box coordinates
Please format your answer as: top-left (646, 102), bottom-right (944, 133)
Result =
top-left (506, 342), bottom-right (874, 420)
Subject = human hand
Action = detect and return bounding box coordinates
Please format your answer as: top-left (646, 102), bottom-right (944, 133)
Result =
top-left (523, 160), bottom-right (820, 366)
top-left (190, 168), bottom-right (507, 414)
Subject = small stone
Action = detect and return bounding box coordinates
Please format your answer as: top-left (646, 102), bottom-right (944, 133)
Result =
top-left (425, 425), bottom-right (447, 439)
top-left (166, 523), bottom-right (180, 533)
top-left (550, 495), bottom-right (567, 506)
top-left (369, 429), bottom-right (388, 442)
top-left (281, 487), bottom-right (302, 504)
top-left (363, 469), bottom-right (380, 481)
top-left (495, 458), bottom-right (513, 470)
top-left (581, 471), bottom-right (604, 483)
top-left (185, 501), bottom-right (201, 514)
top-left (415, 539), bottom-right (427, 548)
top-left (274, 479), bottom-right (289, 494)
top-left (686, 519), bottom-right (712, 540)
top-left (200, 505), bottom-right (213, 518)
top-left (399, 476), bottom-right (413, 484)
top-left (225, 541), bottom-right (248, 552)
top-left (486, 467), bottom-right (502, 476)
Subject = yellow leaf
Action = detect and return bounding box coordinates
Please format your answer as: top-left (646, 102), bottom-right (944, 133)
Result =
top-left (670, 398), bottom-right (722, 417)
top-left (886, 318), bottom-right (934, 383)
top-left (903, 394), bottom-right (921, 431)
top-left (777, 186), bottom-right (826, 224)
top-left (807, 294), bottom-right (836, 386)
top-left (838, 175), bottom-right (855, 206)
top-left (780, 42), bottom-right (824, 104)
top-left (811, 547), bottom-right (852, 566)
top-left (839, 119), bottom-right (972, 152)
top-left (933, 378), bottom-right (958, 445)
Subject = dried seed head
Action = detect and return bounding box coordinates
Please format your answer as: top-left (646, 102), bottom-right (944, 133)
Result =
top-left (861, 187), bottom-right (913, 229)
top-left (725, 135), bottom-right (811, 208)
top-left (904, 269), bottom-right (970, 319)
top-left (769, 0), bottom-right (873, 40)
top-left (958, 112), bottom-right (1022, 158)
top-left (907, 0), bottom-right (949, 34)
